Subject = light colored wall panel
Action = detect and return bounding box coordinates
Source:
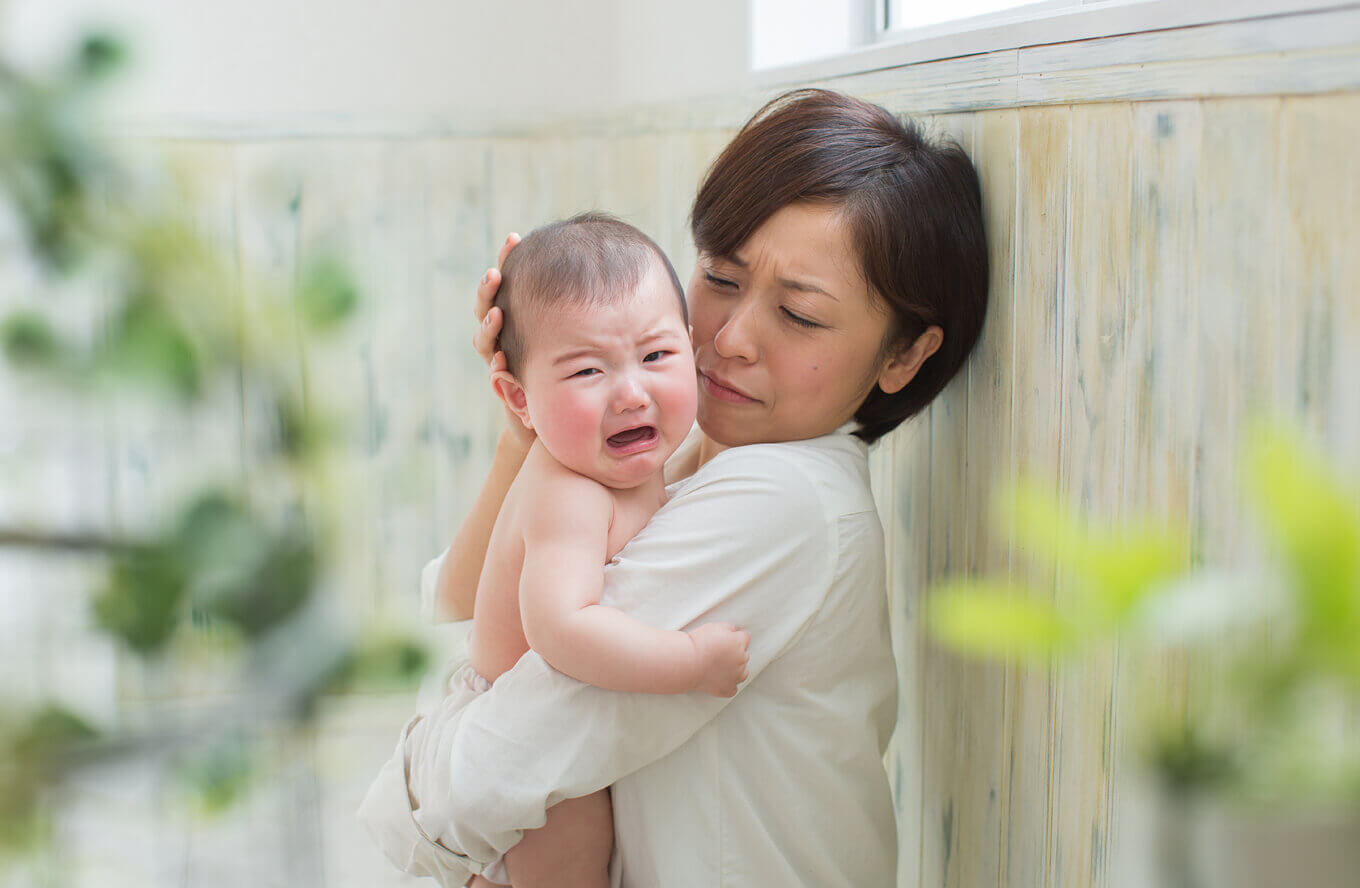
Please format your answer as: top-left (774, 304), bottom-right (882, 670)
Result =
top-left (918, 110), bottom-right (1012, 888)
top-left (422, 138), bottom-right (499, 548)
top-left (885, 405), bottom-right (931, 888)
top-left (292, 140), bottom-right (391, 617)
top-left (1049, 102), bottom-right (1135, 888)
top-left (1281, 95), bottom-right (1360, 452)
top-left (1000, 103), bottom-right (1072, 888)
top-left (361, 141), bottom-right (442, 618)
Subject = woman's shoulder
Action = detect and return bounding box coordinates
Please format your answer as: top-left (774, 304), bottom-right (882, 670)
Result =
top-left (679, 428), bottom-right (876, 520)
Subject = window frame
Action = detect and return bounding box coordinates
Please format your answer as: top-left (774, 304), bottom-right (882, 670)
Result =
top-left (754, 0), bottom-right (1357, 85)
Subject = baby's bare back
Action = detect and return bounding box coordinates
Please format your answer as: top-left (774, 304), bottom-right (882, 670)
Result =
top-left (468, 442), bottom-right (664, 682)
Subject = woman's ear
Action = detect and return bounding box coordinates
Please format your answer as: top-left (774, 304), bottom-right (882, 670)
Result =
top-left (877, 325), bottom-right (943, 395)
top-left (491, 370), bottom-right (534, 431)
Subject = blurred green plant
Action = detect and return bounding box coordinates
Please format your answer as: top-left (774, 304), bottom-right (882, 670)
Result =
top-left (928, 423), bottom-right (1360, 802)
top-left (0, 34), bottom-right (427, 858)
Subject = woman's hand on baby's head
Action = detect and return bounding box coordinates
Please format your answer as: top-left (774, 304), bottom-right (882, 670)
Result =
top-left (472, 232), bottom-right (520, 365)
top-left (689, 623), bottom-right (751, 698)
top-left (475, 233), bottom-right (536, 452)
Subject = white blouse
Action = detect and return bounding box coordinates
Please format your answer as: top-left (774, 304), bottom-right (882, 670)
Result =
top-left (360, 425), bottom-right (899, 887)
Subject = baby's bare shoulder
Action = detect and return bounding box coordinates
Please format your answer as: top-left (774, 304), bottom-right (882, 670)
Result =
top-left (514, 452), bottom-right (613, 536)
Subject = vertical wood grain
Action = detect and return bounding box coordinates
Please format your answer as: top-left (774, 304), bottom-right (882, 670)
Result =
top-left (423, 138), bottom-right (498, 547)
top-left (1049, 102), bottom-right (1135, 888)
top-left (919, 110), bottom-right (1012, 888)
top-left (489, 138), bottom-right (555, 244)
top-left (963, 104), bottom-right (1022, 888)
top-left (366, 141), bottom-right (441, 617)
top-left (887, 401), bottom-right (930, 888)
top-left (1193, 98), bottom-right (1279, 562)
top-left (1123, 99), bottom-right (1204, 759)
top-left (1280, 95), bottom-right (1360, 457)
top-left (295, 140), bottom-right (387, 615)
top-left (1001, 103), bottom-right (1072, 888)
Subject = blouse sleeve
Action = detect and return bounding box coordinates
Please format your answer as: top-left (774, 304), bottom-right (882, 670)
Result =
top-left (398, 445), bottom-right (840, 874)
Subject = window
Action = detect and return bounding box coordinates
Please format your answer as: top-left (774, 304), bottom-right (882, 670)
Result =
top-left (751, 0), bottom-right (1351, 79)
top-left (883, 0), bottom-right (1051, 33)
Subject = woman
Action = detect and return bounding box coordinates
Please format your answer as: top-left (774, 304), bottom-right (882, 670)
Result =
top-left (363, 88), bottom-right (988, 887)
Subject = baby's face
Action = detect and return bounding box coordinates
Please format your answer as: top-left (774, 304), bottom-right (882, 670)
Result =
top-left (517, 262), bottom-right (697, 489)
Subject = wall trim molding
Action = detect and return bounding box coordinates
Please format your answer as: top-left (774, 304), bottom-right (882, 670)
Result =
top-left (114, 5), bottom-right (1360, 142)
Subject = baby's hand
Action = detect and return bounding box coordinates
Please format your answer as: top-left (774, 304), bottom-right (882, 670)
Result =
top-left (688, 623), bottom-right (751, 697)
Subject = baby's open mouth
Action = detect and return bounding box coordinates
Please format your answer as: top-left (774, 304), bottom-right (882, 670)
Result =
top-left (607, 426), bottom-right (658, 450)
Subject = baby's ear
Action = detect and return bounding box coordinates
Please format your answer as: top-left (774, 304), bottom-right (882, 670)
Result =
top-left (491, 370), bottom-right (533, 431)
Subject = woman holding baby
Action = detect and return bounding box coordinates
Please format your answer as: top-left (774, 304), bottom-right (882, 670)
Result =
top-left (362, 88), bottom-right (989, 887)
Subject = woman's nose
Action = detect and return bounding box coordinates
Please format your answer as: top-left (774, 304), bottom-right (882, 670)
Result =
top-left (713, 299), bottom-right (759, 363)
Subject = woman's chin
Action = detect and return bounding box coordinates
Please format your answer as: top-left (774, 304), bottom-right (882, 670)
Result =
top-left (696, 405), bottom-right (844, 448)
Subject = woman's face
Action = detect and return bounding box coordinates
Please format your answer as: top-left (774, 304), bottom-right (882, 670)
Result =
top-left (688, 202), bottom-right (902, 447)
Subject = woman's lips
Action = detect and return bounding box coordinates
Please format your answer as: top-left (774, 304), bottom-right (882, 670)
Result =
top-left (699, 370), bottom-right (759, 405)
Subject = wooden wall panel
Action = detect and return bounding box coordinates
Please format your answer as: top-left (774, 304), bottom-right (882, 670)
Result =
top-left (960, 106), bottom-right (1021, 888)
top-left (885, 393), bottom-right (931, 888)
top-left (917, 110), bottom-right (1013, 888)
top-left (294, 140), bottom-right (391, 616)
top-left (423, 138), bottom-right (499, 548)
top-left (1281, 95), bottom-right (1360, 451)
top-left (999, 103), bottom-right (1072, 888)
top-left (1050, 102), bottom-right (1134, 888)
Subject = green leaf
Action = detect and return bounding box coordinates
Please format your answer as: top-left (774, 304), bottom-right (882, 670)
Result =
top-left (297, 258), bottom-right (358, 330)
top-left (0, 312), bottom-right (62, 369)
top-left (927, 582), bottom-right (1073, 661)
top-left (177, 735), bottom-right (254, 815)
top-left (98, 299), bottom-right (202, 398)
top-left (14, 706), bottom-right (99, 763)
top-left (92, 546), bottom-right (186, 655)
top-left (74, 34), bottom-right (126, 83)
top-left (334, 636), bottom-right (429, 692)
top-left (1004, 479), bottom-right (1187, 623)
top-left (1244, 424), bottom-right (1360, 676)
top-left (201, 524), bottom-right (316, 638)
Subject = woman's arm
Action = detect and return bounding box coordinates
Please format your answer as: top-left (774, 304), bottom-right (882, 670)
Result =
top-left (400, 447), bottom-right (838, 872)
top-left (432, 427), bottom-right (530, 621)
top-left (430, 237), bottom-right (529, 622)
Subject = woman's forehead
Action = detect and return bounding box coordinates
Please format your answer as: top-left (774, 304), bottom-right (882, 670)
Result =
top-left (719, 205), bottom-right (868, 295)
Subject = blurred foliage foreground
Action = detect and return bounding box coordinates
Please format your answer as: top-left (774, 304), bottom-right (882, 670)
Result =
top-left (929, 425), bottom-right (1360, 807)
top-left (0, 36), bottom-right (425, 857)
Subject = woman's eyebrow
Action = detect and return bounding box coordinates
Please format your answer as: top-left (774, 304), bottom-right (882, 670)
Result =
top-left (721, 253), bottom-right (838, 301)
top-left (778, 277), bottom-right (838, 301)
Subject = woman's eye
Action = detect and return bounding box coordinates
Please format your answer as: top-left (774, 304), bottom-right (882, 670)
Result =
top-left (643, 350), bottom-right (668, 363)
top-left (704, 272), bottom-right (736, 289)
top-left (781, 307), bottom-right (822, 329)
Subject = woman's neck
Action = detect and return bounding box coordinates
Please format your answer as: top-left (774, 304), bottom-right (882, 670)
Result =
top-left (696, 434), bottom-right (729, 470)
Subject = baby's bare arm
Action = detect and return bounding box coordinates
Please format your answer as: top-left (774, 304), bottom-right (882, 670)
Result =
top-left (520, 475), bottom-right (749, 696)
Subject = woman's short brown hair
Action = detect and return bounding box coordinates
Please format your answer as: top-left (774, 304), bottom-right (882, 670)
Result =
top-left (690, 88), bottom-right (988, 444)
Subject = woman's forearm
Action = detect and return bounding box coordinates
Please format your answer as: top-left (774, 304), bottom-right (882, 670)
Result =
top-left (436, 430), bottom-right (531, 621)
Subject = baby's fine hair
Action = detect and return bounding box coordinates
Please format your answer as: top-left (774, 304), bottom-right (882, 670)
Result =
top-left (496, 212), bottom-right (687, 376)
